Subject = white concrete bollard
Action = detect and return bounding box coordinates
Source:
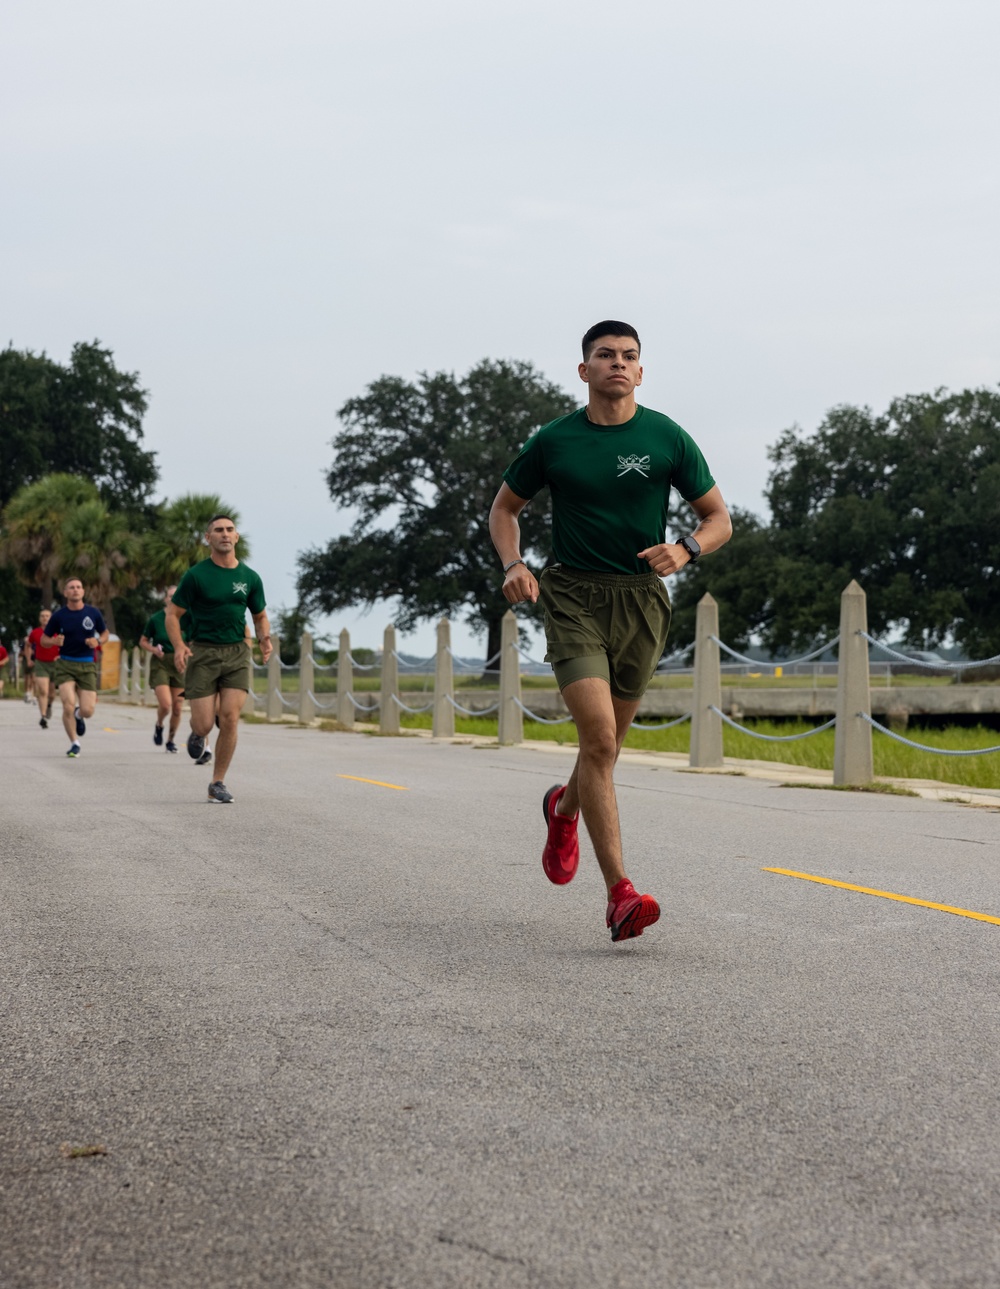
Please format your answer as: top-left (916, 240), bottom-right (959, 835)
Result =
top-left (299, 631), bottom-right (315, 725)
top-left (497, 610), bottom-right (523, 746)
top-left (689, 593), bottom-right (724, 768)
top-left (337, 629), bottom-right (354, 729)
top-left (381, 625), bottom-right (400, 734)
top-left (432, 618), bottom-right (455, 738)
top-left (833, 580), bottom-right (874, 785)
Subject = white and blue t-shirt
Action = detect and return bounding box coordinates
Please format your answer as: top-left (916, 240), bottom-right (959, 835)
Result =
top-left (46, 605), bottom-right (107, 662)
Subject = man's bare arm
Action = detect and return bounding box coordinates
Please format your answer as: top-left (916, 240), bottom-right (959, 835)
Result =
top-left (489, 483), bottom-right (539, 605)
top-left (252, 610), bottom-right (273, 664)
top-left (165, 603), bottom-right (191, 673)
top-left (638, 485), bottom-right (732, 577)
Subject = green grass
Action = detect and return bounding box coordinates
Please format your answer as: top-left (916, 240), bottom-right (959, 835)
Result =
top-left (389, 711), bottom-right (1000, 791)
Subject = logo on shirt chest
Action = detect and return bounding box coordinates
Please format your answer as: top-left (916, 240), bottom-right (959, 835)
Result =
top-left (82, 616), bottom-right (95, 631)
top-left (617, 454), bottom-right (650, 478)
top-left (233, 582), bottom-right (248, 596)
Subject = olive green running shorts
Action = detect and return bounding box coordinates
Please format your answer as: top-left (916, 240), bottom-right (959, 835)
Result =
top-left (538, 565), bottom-right (672, 701)
top-left (34, 659), bottom-right (55, 680)
top-left (150, 654), bottom-right (184, 691)
top-left (52, 659), bottom-right (98, 692)
top-left (183, 641), bottom-right (253, 700)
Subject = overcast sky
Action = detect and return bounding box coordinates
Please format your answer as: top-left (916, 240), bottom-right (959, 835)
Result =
top-left (5, 0), bottom-right (998, 657)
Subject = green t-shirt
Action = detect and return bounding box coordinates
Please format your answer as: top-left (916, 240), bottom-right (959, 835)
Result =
top-left (171, 559), bottom-right (266, 645)
top-left (141, 608), bottom-right (192, 654)
top-left (503, 406), bottom-right (716, 574)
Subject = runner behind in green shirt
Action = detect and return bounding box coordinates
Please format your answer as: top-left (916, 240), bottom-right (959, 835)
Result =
top-left (167, 514), bottom-right (272, 804)
top-left (139, 586), bottom-right (193, 753)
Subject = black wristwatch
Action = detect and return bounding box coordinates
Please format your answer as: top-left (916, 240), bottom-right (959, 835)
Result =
top-left (678, 535), bottom-right (701, 564)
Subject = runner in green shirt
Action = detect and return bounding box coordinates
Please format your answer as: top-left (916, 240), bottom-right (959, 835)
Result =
top-left (167, 515), bottom-right (272, 803)
top-left (139, 586), bottom-right (192, 753)
top-left (489, 320), bottom-right (732, 942)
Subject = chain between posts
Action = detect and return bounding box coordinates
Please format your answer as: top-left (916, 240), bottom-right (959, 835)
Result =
top-left (710, 706), bottom-right (837, 742)
top-left (858, 633), bottom-right (1000, 670)
top-left (445, 695), bottom-right (500, 716)
top-left (630, 713), bottom-right (692, 731)
top-left (709, 636), bottom-right (840, 667)
top-left (859, 712), bottom-right (1000, 755)
top-left (390, 694), bottom-right (435, 714)
top-left (512, 697), bottom-right (574, 725)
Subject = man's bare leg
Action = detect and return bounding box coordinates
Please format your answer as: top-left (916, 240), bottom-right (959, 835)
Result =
top-left (35, 676), bottom-right (50, 723)
top-left (555, 678), bottom-right (640, 894)
top-left (211, 687), bottom-right (248, 783)
top-left (59, 681), bottom-right (78, 741)
top-left (154, 683), bottom-right (171, 729)
top-left (169, 688), bottom-right (184, 742)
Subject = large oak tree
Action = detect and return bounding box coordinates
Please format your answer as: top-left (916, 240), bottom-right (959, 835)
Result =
top-left (298, 360), bottom-right (577, 665)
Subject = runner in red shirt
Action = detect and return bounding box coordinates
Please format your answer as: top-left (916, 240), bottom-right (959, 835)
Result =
top-left (28, 609), bottom-right (60, 729)
top-left (0, 641), bottom-right (8, 698)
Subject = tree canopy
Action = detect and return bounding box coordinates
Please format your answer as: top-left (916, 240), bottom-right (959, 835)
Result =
top-left (297, 359), bottom-right (577, 662)
top-left (0, 342), bottom-right (157, 511)
top-left (673, 386), bottom-right (1000, 657)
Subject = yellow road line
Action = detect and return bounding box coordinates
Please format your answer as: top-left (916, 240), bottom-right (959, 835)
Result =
top-left (337, 774), bottom-right (408, 792)
top-left (763, 867), bottom-right (1000, 926)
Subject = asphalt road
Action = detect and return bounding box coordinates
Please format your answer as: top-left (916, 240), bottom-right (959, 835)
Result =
top-left (3, 698), bottom-right (1000, 1288)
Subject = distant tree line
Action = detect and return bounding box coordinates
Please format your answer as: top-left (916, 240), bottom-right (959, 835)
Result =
top-left (5, 341), bottom-right (997, 663)
top-left (300, 366), bottom-right (1000, 662)
top-left (0, 342), bottom-right (248, 646)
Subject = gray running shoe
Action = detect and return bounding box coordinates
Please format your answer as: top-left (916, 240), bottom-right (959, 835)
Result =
top-left (186, 730), bottom-right (206, 760)
top-left (207, 781), bottom-right (234, 804)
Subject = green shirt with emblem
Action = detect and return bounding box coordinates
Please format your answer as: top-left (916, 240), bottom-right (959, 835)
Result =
top-left (171, 559), bottom-right (266, 644)
top-left (142, 608), bottom-right (193, 654)
top-left (503, 405), bottom-right (716, 575)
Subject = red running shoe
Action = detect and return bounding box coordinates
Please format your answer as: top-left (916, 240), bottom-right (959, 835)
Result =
top-left (606, 878), bottom-right (660, 942)
top-left (542, 784), bottom-right (580, 885)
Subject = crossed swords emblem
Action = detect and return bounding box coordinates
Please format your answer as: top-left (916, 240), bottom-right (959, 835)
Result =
top-left (617, 454), bottom-right (651, 478)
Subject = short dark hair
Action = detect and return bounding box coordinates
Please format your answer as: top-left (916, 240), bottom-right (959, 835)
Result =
top-left (207, 513), bottom-right (235, 529)
top-left (582, 321), bottom-right (641, 360)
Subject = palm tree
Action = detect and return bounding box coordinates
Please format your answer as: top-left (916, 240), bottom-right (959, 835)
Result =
top-left (143, 494), bottom-right (249, 590)
top-left (0, 473), bottom-right (99, 606)
top-left (59, 499), bottom-right (140, 634)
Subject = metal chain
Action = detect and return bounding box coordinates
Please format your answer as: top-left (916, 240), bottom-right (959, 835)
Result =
top-left (445, 695), bottom-right (500, 716)
top-left (390, 693), bottom-right (435, 714)
top-left (391, 650), bottom-right (436, 669)
top-left (709, 636), bottom-right (840, 667)
top-left (630, 713), bottom-right (692, 731)
top-left (512, 697), bottom-right (574, 725)
top-left (346, 654), bottom-right (379, 670)
top-left (859, 712), bottom-right (1000, 755)
top-left (859, 633), bottom-right (1000, 670)
top-left (304, 655), bottom-right (337, 672)
top-left (445, 647), bottom-right (502, 672)
top-left (306, 690), bottom-right (338, 711)
top-left (710, 706), bottom-right (837, 742)
top-left (347, 693), bottom-right (380, 712)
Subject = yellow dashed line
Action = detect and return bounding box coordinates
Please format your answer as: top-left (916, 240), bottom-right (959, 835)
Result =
top-left (763, 867), bottom-right (1000, 926)
top-left (337, 774), bottom-right (408, 792)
